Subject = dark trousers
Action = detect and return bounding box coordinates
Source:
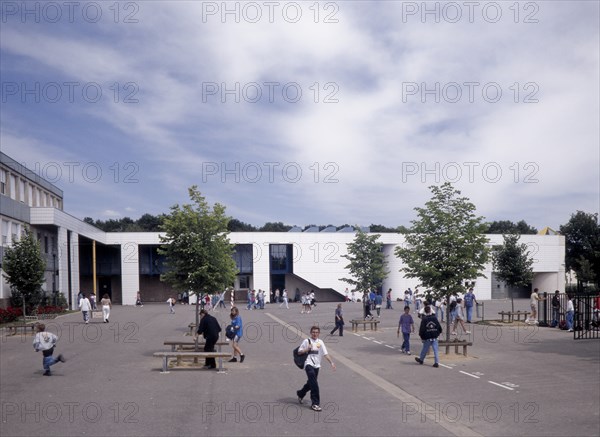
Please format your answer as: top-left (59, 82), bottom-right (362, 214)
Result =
top-left (204, 336), bottom-right (218, 368)
top-left (299, 365), bottom-right (320, 406)
top-left (331, 320), bottom-right (344, 336)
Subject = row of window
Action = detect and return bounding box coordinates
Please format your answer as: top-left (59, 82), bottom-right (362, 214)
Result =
top-left (1, 219), bottom-right (22, 246)
top-left (0, 167), bottom-right (62, 209)
top-left (0, 219), bottom-right (55, 254)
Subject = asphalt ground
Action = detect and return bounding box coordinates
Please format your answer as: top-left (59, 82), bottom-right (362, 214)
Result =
top-left (1, 299), bottom-right (599, 437)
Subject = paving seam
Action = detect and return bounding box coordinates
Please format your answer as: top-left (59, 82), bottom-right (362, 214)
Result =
top-left (266, 312), bottom-right (483, 437)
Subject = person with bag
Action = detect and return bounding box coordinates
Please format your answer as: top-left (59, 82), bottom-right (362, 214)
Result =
top-left (296, 326), bottom-right (336, 411)
top-left (194, 309), bottom-right (222, 369)
top-left (330, 304), bottom-right (344, 336)
top-left (228, 307), bottom-right (245, 363)
top-left (33, 323), bottom-right (65, 376)
top-left (415, 305), bottom-right (443, 368)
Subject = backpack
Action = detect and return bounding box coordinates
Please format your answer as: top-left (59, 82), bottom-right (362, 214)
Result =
top-left (225, 324), bottom-right (236, 340)
top-left (559, 320), bottom-right (567, 330)
top-left (293, 339), bottom-right (311, 369)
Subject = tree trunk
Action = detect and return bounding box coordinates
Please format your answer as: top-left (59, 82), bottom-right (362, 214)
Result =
top-left (445, 292), bottom-right (451, 342)
top-left (194, 294), bottom-right (200, 352)
top-left (510, 288), bottom-right (515, 313)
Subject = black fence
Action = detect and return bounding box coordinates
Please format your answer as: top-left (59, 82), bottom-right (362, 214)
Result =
top-left (537, 292), bottom-right (599, 339)
top-left (573, 295), bottom-right (600, 340)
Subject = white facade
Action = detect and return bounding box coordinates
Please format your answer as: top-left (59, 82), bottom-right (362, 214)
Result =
top-left (1, 151), bottom-right (566, 307)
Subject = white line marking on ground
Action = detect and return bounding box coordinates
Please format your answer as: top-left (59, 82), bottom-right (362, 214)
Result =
top-left (385, 345), bottom-right (395, 349)
top-left (459, 371), bottom-right (480, 379)
top-left (353, 333), bottom-right (361, 337)
top-left (488, 381), bottom-right (515, 391)
top-left (373, 340), bottom-right (383, 344)
top-left (439, 363), bottom-right (453, 369)
top-left (265, 312), bottom-right (483, 437)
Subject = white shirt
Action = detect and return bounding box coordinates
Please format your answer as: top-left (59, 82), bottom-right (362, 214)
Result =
top-left (79, 298), bottom-right (91, 311)
top-left (567, 300), bottom-right (574, 312)
top-left (33, 331), bottom-right (57, 351)
top-left (300, 338), bottom-right (328, 368)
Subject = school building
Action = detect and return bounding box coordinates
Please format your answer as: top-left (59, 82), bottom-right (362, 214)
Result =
top-left (0, 151), bottom-right (566, 308)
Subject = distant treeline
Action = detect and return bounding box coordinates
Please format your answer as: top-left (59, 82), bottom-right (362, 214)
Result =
top-left (83, 215), bottom-right (538, 235)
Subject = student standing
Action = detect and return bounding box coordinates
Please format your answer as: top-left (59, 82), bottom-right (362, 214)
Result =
top-left (228, 307), bottom-right (245, 363)
top-left (566, 295), bottom-right (575, 332)
top-left (194, 309), bottom-right (222, 369)
top-left (526, 288), bottom-right (545, 324)
top-left (398, 306), bottom-right (415, 354)
top-left (375, 293), bottom-right (383, 317)
top-left (386, 288), bottom-right (394, 309)
top-left (296, 326), bottom-right (336, 411)
top-left (551, 290), bottom-right (561, 328)
top-left (464, 288), bottom-right (477, 323)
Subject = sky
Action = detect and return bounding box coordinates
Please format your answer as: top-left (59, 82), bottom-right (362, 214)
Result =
top-left (1, 1), bottom-right (598, 230)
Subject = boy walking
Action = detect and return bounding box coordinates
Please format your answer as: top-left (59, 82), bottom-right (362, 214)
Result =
top-left (415, 306), bottom-right (443, 368)
top-left (398, 306), bottom-right (415, 355)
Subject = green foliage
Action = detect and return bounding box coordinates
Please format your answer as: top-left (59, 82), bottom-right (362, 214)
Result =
top-left (84, 214), bottom-right (165, 232)
top-left (560, 211), bottom-right (600, 288)
top-left (3, 230), bottom-right (46, 309)
top-left (340, 228), bottom-right (389, 295)
top-left (486, 220), bottom-right (537, 234)
top-left (228, 218), bottom-right (258, 232)
top-left (395, 183), bottom-right (490, 301)
top-left (259, 222), bottom-right (293, 232)
top-left (492, 234), bottom-right (534, 287)
top-left (158, 186), bottom-right (238, 296)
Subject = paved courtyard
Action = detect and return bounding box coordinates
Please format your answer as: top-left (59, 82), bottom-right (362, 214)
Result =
top-left (1, 299), bottom-right (599, 436)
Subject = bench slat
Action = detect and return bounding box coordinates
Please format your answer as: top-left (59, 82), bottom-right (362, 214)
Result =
top-left (153, 351), bottom-right (231, 373)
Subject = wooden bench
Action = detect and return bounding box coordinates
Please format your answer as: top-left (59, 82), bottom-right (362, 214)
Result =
top-left (7, 323), bottom-right (37, 336)
top-left (350, 319), bottom-right (380, 332)
top-left (498, 311), bottom-right (530, 323)
top-left (437, 339), bottom-right (473, 356)
top-left (153, 351), bottom-right (231, 373)
top-left (164, 339), bottom-right (229, 352)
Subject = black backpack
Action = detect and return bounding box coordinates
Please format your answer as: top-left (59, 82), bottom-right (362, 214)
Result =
top-left (293, 339), bottom-right (311, 369)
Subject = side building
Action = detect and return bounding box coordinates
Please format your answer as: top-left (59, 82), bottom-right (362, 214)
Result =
top-left (0, 152), bottom-right (566, 308)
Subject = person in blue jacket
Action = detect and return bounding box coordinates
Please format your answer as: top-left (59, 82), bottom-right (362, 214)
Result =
top-left (228, 306), bottom-right (245, 363)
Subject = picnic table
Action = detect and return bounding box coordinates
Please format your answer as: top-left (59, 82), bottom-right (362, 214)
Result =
top-left (350, 319), bottom-right (380, 332)
top-left (153, 351), bottom-right (231, 373)
top-left (498, 311), bottom-right (530, 323)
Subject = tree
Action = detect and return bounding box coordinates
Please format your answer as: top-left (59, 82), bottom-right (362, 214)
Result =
top-left (486, 220), bottom-right (537, 234)
top-left (492, 233), bottom-right (534, 312)
top-left (560, 211), bottom-right (600, 290)
top-left (158, 186), bottom-right (238, 349)
top-left (260, 222), bottom-right (292, 232)
top-left (340, 228), bottom-right (389, 298)
top-left (228, 218), bottom-right (257, 232)
top-left (2, 229), bottom-right (46, 316)
top-left (137, 213), bottom-right (164, 231)
top-left (395, 183), bottom-right (490, 341)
